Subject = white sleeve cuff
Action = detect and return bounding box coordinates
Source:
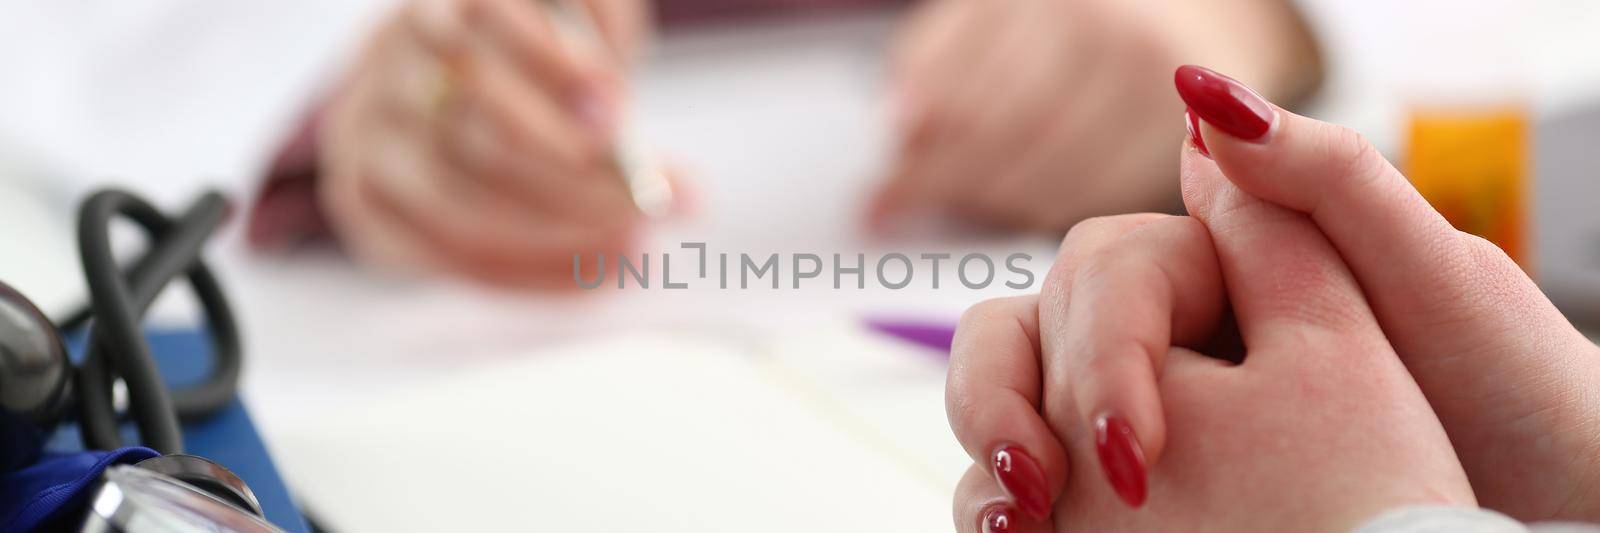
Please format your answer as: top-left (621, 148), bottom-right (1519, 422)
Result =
top-left (1354, 506), bottom-right (1528, 533)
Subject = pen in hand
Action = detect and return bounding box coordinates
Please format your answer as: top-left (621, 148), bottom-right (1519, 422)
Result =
top-left (540, 0), bottom-right (674, 218)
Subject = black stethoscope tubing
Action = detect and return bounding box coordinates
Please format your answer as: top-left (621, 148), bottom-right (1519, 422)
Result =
top-left (55, 189), bottom-right (241, 454)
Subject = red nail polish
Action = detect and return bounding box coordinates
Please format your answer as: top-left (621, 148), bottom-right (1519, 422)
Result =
top-left (1185, 108), bottom-right (1210, 157)
top-left (981, 506), bottom-right (1012, 533)
top-left (1095, 414), bottom-right (1148, 508)
top-left (1174, 65), bottom-right (1274, 141)
top-left (992, 445), bottom-right (1051, 520)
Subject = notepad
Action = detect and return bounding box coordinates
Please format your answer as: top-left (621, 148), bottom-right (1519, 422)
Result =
top-left (270, 324), bottom-right (967, 532)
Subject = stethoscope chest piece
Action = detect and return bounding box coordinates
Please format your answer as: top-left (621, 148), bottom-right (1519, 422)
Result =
top-left (82, 455), bottom-right (281, 533)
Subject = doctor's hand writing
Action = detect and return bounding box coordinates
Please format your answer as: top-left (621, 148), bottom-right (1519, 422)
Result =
top-left (317, 0), bottom-right (652, 287)
top-left (945, 65), bottom-right (1600, 531)
top-left (877, 0), bottom-right (1320, 232)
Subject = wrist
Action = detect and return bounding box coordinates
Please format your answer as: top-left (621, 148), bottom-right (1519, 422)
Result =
top-left (247, 103), bottom-right (336, 251)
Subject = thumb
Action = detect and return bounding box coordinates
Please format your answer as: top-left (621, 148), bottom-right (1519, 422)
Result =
top-left (1174, 63), bottom-right (1592, 442)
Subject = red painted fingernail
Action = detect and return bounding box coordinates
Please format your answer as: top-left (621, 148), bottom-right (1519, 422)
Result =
top-left (992, 445), bottom-right (1051, 520)
top-left (1185, 108), bottom-right (1210, 158)
top-left (1174, 65), bottom-right (1274, 142)
top-left (981, 505), bottom-right (1013, 533)
top-left (1095, 414), bottom-right (1148, 508)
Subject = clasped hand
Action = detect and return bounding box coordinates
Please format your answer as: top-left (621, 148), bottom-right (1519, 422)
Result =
top-left (947, 66), bottom-right (1600, 532)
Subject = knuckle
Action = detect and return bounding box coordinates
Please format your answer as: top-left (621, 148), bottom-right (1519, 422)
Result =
top-left (1069, 246), bottom-right (1127, 288)
top-left (1320, 125), bottom-right (1392, 194)
top-left (1046, 218), bottom-right (1116, 285)
top-left (1058, 215), bottom-right (1132, 257)
top-left (1455, 230), bottom-right (1512, 263)
top-left (1421, 231), bottom-right (1538, 322)
top-left (957, 296), bottom-right (1021, 332)
top-left (1325, 124), bottom-right (1376, 163)
top-left (955, 299), bottom-right (1008, 347)
top-left (1060, 216), bottom-right (1110, 249)
top-left (1047, 218), bottom-right (1151, 294)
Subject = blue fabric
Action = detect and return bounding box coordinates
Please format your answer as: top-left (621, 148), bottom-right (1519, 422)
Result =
top-left (2, 328), bottom-right (309, 532)
top-left (0, 447), bottom-right (160, 531)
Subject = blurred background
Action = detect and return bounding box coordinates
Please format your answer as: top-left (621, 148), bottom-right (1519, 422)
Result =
top-left (0, 0), bottom-right (1598, 530)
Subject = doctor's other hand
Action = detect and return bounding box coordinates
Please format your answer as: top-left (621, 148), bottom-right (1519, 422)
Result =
top-left (876, 0), bottom-right (1320, 231)
top-left (947, 212), bottom-right (1473, 532)
top-left (318, 0), bottom-right (652, 287)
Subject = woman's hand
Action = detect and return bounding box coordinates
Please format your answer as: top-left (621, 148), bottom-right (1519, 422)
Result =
top-left (1178, 65), bottom-right (1600, 521)
top-left (943, 63), bottom-right (1600, 530)
top-left (318, 0), bottom-right (652, 287)
top-left (948, 210), bottom-right (1473, 531)
top-left (877, 0), bottom-right (1319, 231)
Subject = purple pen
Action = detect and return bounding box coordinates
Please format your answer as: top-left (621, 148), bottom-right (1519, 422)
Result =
top-left (865, 317), bottom-right (958, 355)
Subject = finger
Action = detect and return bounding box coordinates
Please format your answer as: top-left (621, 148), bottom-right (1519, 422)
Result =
top-left (426, 55), bottom-right (638, 224)
top-left (371, 30), bottom-right (631, 224)
top-left (1178, 137), bottom-right (1385, 353)
top-left (954, 464), bottom-right (1055, 533)
top-left (356, 125), bottom-right (633, 287)
top-left (1054, 216), bottom-right (1225, 508)
top-left (947, 295), bottom-right (1067, 521)
top-left (452, 23), bottom-right (609, 161)
top-left (432, 98), bottom-right (636, 224)
top-left (1043, 213), bottom-right (1172, 296)
top-left (1034, 213), bottom-right (1167, 500)
top-left (319, 91), bottom-right (448, 276)
top-left (412, 0), bottom-right (620, 134)
top-left (451, 0), bottom-right (604, 96)
top-left (1175, 64), bottom-right (1585, 383)
top-left (392, 3), bottom-right (609, 162)
top-left (577, 0), bottom-right (650, 62)
top-left (1176, 133), bottom-right (1375, 348)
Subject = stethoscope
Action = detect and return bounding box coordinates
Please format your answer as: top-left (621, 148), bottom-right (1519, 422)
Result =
top-left (0, 188), bottom-right (279, 531)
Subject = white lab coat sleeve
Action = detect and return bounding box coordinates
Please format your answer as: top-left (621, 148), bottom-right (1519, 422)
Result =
top-left (0, 0), bottom-right (396, 212)
top-left (1356, 505), bottom-right (1600, 533)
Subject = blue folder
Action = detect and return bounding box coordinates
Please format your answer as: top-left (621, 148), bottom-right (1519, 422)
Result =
top-left (46, 329), bottom-right (310, 532)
